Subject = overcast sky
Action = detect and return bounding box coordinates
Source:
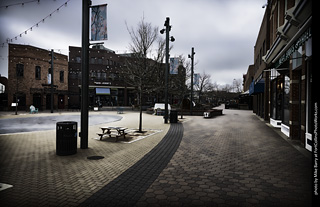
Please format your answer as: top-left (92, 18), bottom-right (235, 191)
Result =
top-left (0, 0), bottom-right (266, 86)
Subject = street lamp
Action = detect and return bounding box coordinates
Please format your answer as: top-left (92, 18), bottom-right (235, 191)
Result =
top-left (48, 49), bottom-right (56, 113)
top-left (80, 0), bottom-right (91, 149)
top-left (161, 17), bottom-right (175, 124)
top-left (188, 47), bottom-right (195, 115)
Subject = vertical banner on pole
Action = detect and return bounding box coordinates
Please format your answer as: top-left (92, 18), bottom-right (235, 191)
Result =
top-left (170, 57), bottom-right (179, 74)
top-left (194, 73), bottom-right (200, 85)
top-left (91, 4), bottom-right (108, 41)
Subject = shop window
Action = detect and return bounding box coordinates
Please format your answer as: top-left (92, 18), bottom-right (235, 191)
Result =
top-left (271, 77), bottom-right (283, 120)
top-left (60, 71), bottom-right (64, 83)
top-left (282, 75), bottom-right (290, 125)
top-left (76, 56), bottom-right (81, 63)
top-left (35, 66), bottom-right (41, 80)
top-left (96, 72), bottom-right (101, 80)
top-left (102, 72), bottom-right (107, 80)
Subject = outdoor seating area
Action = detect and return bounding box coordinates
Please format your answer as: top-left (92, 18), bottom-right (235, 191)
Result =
top-left (97, 126), bottom-right (128, 142)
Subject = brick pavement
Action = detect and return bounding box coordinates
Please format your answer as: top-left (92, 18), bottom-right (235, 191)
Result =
top-left (0, 109), bottom-right (313, 206)
top-left (80, 123), bottom-right (183, 206)
top-left (0, 111), bottom-right (170, 206)
top-left (136, 109), bottom-right (312, 206)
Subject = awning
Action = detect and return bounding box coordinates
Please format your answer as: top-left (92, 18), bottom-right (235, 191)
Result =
top-left (249, 79), bottom-right (265, 95)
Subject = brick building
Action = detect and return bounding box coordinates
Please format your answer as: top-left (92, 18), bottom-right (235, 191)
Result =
top-left (68, 45), bottom-right (135, 109)
top-left (243, 65), bottom-right (255, 93)
top-left (7, 44), bottom-right (68, 111)
top-left (0, 74), bottom-right (8, 110)
top-left (244, 0), bottom-right (312, 151)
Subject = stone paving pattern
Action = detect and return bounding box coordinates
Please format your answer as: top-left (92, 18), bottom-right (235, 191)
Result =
top-left (0, 108), bottom-right (313, 206)
top-left (81, 123), bottom-right (183, 206)
top-left (136, 110), bottom-right (312, 206)
top-left (0, 112), bottom-right (169, 206)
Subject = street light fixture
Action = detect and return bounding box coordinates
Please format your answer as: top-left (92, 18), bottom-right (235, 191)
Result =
top-left (160, 17), bottom-right (175, 124)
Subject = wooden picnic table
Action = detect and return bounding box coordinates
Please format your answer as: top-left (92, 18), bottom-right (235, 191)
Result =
top-left (98, 126), bottom-right (128, 142)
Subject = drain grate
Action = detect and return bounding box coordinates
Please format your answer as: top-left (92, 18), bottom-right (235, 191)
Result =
top-left (87, 156), bottom-right (104, 160)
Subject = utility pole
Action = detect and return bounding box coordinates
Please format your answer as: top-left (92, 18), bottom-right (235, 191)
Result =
top-left (189, 47), bottom-right (195, 115)
top-left (80, 0), bottom-right (91, 149)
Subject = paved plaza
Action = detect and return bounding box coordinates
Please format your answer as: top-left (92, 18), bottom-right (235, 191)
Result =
top-left (0, 107), bottom-right (313, 206)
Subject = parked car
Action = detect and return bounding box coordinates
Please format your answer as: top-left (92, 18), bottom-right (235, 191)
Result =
top-left (153, 103), bottom-right (171, 115)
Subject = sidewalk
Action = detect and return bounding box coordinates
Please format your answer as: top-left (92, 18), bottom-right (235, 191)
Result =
top-left (0, 111), bottom-right (170, 206)
top-left (136, 108), bottom-right (312, 206)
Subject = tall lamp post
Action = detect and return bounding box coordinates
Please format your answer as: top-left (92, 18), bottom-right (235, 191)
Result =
top-left (160, 17), bottom-right (175, 124)
top-left (188, 47), bottom-right (195, 115)
top-left (49, 49), bottom-right (56, 113)
top-left (80, 0), bottom-right (91, 149)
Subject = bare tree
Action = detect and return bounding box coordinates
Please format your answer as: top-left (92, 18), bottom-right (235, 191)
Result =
top-left (194, 72), bottom-right (211, 103)
top-left (123, 17), bottom-right (161, 132)
top-left (233, 78), bottom-right (243, 93)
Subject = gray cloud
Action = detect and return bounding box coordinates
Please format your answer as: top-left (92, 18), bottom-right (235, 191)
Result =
top-left (0, 0), bottom-right (265, 85)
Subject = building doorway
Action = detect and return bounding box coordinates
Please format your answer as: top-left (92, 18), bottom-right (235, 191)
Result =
top-left (46, 94), bottom-right (52, 110)
top-left (33, 93), bottom-right (42, 110)
top-left (58, 95), bottom-right (65, 109)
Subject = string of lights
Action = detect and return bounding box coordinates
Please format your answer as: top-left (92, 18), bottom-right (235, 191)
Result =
top-left (0, 0), bottom-right (40, 9)
top-left (1, 0), bottom-right (71, 47)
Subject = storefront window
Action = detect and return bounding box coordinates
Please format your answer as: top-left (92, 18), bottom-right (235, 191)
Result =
top-left (282, 75), bottom-right (290, 125)
top-left (271, 76), bottom-right (283, 120)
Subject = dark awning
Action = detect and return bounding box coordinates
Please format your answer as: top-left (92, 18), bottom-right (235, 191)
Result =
top-left (249, 79), bottom-right (265, 95)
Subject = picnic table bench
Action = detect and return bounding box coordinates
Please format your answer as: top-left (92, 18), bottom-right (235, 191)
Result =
top-left (97, 126), bottom-right (128, 142)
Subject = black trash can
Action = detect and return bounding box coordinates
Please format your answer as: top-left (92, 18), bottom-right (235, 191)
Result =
top-left (170, 110), bottom-right (178, 123)
top-left (56, 121), bottom-right (77, 156)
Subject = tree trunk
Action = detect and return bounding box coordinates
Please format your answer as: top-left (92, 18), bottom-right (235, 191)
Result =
top-left (138, 89), bottom-right (143, 132)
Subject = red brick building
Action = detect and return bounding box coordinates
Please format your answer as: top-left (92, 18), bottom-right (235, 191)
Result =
top-left (7, 44), bottom-right (68, 111)
top-left (244, 0), bottom-right (312, 151)
top-left (68, 45), bottom-right (135, 109)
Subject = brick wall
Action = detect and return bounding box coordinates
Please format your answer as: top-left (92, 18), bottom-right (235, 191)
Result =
top-left (7, 44), bottom-right (68, 110)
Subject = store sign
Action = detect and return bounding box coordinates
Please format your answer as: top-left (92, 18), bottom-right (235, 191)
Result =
top-left (96, 88), bottom-right (110, 95)
top-left (275, 27), bottom-right (312, 68)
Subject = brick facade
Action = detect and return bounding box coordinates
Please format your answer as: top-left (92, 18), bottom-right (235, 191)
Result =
top-left (7, 44), bottom-right (68, 111)
top-left (244, 0), bottom-right (312, 150)
top-left (68, 45), bottom-right (135, 109)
